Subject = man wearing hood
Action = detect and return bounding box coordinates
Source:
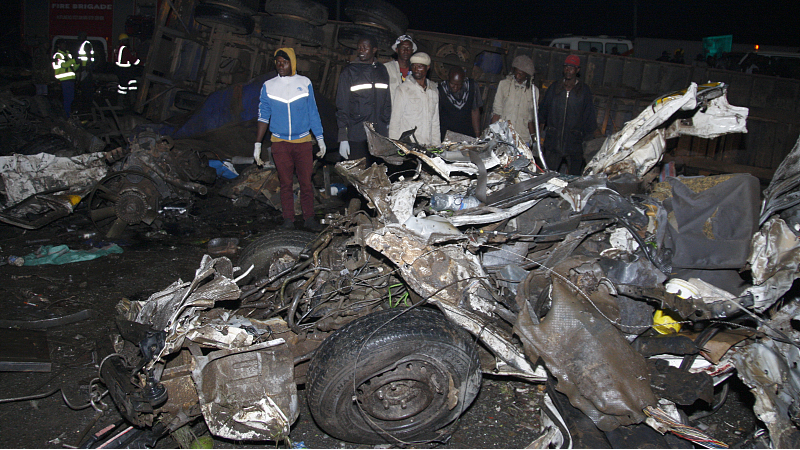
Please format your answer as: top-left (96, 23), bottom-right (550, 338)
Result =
top-left (255, 47), bottom-right (325, 231)
top-left (335, 35), bottom-right (392, 162)
top-left (491, 54), bottom-right (538, 144)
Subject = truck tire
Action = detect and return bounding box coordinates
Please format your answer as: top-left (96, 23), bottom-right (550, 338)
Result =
top-left (262, 0), bottom-right (329, 26)
top-left (201, 0), bottom-right (259, 16)
top-left (344, 0), bottom-right (408, 38)
top-left (194, 3), bottom-right (255, 35)
top-left (306, 308), bottom-right (482, 444)
top-left (237, 230), bottom-right (316, 285)
top-left (259, 16), bottom-right (325, 47)
top-left (337, 24), bottom-right (394, 54)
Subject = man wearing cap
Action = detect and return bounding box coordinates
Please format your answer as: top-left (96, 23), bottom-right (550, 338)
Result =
top-left (439, 66), bottom-right (483, 138)
top-left (255, 47), bottom-right (326, 231)
top-left (491, 54), bottom-right (538, 144)
top-left (385, 34), bottom-right (416, 103)
top-left (389, 52), bottom-right (440, 146)
top-left (335, 35), bottom-right (392, 162)
top-left (538, 54), bottom-right (597, 175)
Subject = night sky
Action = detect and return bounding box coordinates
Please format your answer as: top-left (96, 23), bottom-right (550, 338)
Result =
top-left (320, 0), bottom-right (800, 48)
top-left (3, 1), bottom-right (798, 49)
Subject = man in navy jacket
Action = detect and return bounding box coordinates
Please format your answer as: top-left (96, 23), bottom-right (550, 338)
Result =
top-left (335, 35), bottom-right (392, 162)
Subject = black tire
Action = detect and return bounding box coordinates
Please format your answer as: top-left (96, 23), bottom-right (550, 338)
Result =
top-left (194, 3), bottom-right (255, 35)
top-left (337, 24), bottom-right (395, 54)
top-left (258, 16), bottom-right (325, 47)
top-left (201, 0), bottom-right (259, 15)
top-left (344, 0), bottom-right (408, 38)
top-left (237, 230), bottom-right (316, 285)
top-left (173, 90), bottom-right (207, 111)
top-left (306, 308), bottom-right (482, 444)
top-left (262, 0), bottom-right (329, 26)
top-left (15, 134), bottom-right (78, 157)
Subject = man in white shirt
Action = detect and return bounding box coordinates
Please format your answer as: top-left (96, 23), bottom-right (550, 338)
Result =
top-left (384, 34), bottom-right (416, 103)
top-left (389, 52), bottom-right (440, 146)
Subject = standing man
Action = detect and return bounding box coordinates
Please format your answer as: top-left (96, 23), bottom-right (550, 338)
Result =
top-left (538, 54), bottom-right (597, 175)
top-left (491, 55), bottom-right (537, 145)
top-left (384, 34), bottom-right (416, 103)
top-left (389, 52), bottom-right (440, 146)
top-left (76, 32), bottom-right (95, 110)
top-left (52, 40), bottom-right (77, 117)
top-left (438, 66), bottom-right (482, 138)
top-left (255, 48), bottom-right (325, 231)
top-left (114, 34), bottom-right (140, 106)
top-left (335, 35), bottom-right (392, 162)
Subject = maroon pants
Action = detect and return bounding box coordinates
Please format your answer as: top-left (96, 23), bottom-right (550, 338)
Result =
top-left (271, 140), bottom-right (314, 220)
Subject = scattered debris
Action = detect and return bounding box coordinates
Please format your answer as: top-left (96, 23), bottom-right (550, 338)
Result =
top-left (93, 81), bottom-right (800, 449)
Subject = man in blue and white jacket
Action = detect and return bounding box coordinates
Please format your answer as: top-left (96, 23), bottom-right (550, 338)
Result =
top-left (255, 47), bottom-right (325, 231)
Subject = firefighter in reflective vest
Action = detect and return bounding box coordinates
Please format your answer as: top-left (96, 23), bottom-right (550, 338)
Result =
top-left (76, 32), bottom-right (95, 109)
top-left (52, 39), bottom-right (77, 116)
top-left (114, 34), bottom-right (140, 104)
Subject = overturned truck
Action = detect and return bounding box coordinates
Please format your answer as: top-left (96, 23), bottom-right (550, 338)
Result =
top-left (102, 82), bottom-right (800, 448)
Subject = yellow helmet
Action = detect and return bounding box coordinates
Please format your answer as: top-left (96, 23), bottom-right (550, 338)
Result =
top-left (118, 33), bottom-right (129, 41)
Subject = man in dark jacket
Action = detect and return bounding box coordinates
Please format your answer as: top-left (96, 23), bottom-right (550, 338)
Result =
top-left (335, 35), bottom-right (392, 162)
top-left (539, 54), bottom-right (597, 175)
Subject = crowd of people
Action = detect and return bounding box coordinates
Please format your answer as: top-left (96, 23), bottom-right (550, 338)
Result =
top-left (254, 33), bottom-right (598, 229)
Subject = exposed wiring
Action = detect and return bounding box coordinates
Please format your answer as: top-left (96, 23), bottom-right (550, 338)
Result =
top-left (644, 405), bottom-right (728, 448)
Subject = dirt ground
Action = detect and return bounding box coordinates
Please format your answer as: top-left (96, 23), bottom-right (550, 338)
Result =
top-left (0, 174), bottom-right (761, 449)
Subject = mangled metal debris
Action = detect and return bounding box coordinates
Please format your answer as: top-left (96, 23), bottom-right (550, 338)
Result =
top-left (586, 82), bottom-right (749, 178)
top-left (99, 83), bottom-right (800, 449)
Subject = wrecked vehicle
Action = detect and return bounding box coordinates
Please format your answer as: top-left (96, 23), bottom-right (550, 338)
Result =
top-left (0, 129), bottom-right (215, 237)
top-left (99, 81), bottom-right (800, 448)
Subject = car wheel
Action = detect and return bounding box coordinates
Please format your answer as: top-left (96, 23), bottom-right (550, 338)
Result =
top-left (337, 24), bottom-right (395, 54)
top-left (306, 308), bottom-right (482, 444)
top-left (262, 0), bottom-right (329, 26)
top-left (258, 16), bottom-right (325, 47)
top-left (344, 0), bottom-right (408, 38)
top-left (237, 230), bottom-right (316, 285)
top-left (194, 3), bottom-right (255, 35)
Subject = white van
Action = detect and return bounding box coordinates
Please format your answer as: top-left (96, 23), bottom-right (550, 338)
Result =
top-left (548, 36), bottom-right (633, 55)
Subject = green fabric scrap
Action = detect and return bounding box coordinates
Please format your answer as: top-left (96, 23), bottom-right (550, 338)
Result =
top-left (23, 244), bottom-right (123, 266)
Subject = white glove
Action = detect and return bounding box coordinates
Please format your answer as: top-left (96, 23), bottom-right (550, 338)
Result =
top-left (339, 141), bottom-right (350, 159)
top-left (316, 137), bottom-right (326, 158)
top-left (253, 142), bottom-right (264, 166)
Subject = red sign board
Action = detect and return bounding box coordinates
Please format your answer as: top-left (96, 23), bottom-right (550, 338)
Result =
top-left (49, 0), bottom-right (114, 40)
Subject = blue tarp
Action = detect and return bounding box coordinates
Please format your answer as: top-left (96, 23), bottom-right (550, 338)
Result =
top-left (23, 244), bottom-right (123, 266)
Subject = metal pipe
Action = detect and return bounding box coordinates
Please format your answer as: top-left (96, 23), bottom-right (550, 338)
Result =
top-left (532, 84), bottom-right (547, 170)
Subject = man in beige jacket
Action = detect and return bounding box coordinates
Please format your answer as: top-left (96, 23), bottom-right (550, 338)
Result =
top-left (491, 54), bottom-right (538, 144)
top-left (389, 52), bottom-right (441, 146)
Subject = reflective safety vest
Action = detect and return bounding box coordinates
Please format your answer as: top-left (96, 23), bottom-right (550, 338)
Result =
top-left (115, 45), bottom-right (140, 68)
top-left (78, 40), bottom-right (95, 66)
top-left (52, 50), bottom-right (76, 81)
